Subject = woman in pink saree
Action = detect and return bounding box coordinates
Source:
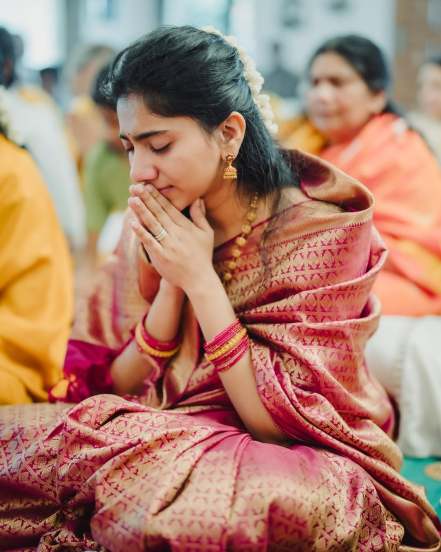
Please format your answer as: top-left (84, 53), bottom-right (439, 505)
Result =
top-left (0, 26), bottom-right (439, 551)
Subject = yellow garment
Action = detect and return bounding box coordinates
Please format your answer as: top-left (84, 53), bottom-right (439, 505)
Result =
top-left (278, 114), bottom-right (326, 154)
top-left (18, 84), bottom-right (57, 107)
top-left (0, 135), bottom-right (73, 404)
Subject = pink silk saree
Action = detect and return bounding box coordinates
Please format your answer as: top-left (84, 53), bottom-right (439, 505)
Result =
top-left (0, 151), bottom-right (439, 551)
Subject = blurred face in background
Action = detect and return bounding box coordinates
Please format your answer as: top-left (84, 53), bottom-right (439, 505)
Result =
top-left (98, 106), bottom-right (125, 152)
top-left (417, 62), bottom-right (441, 120)
top-left (307, 52), bottom-right (386, 144)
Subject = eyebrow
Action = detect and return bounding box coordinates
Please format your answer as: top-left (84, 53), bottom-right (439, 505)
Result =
top-left (119, 130), bottom-right (168, 141)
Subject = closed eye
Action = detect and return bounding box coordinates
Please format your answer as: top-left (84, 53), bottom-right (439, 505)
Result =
top-left (151, 143), bottom-right (171, 154)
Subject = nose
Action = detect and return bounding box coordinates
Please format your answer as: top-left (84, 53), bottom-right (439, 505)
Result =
top-left (310, 80), bottom-right (335, 104)
top-left (129, 150), bottom-right (159, 183)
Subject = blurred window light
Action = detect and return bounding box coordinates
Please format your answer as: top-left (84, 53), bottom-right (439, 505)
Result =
top-left (327, 0), bottom-right (351, 13)
top-left (428, 0), bottom-right (441, 28)
top-left (281, 0), bottom-right (304, 29)
top-left (0, 0), bottom-right (62, 69)
top-left (230, 0), bottom-right (257, 59)
top-left (84, 0), bottom-right (117, 22)
top-left (160, 0), bottom-right (232, 32)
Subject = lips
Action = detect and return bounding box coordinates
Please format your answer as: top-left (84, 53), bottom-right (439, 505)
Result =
top-left (158, 186), bottom-right (174, 195)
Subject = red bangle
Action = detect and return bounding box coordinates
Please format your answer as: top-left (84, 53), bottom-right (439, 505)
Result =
top-left (204, 319), bottom-right (243, 355)
top-left (204, 319), bottom-right (250, 374)
top-left (135, 313), bottom-right (181, 359)
top-left (140, 313), bottom-right (181, 351)
top-left (215, 334), bottom-right (250, 373)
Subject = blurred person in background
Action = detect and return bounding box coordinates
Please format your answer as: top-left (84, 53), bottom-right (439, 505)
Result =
top-left (0, 26), bottom-right (86, 252)
top-left (0, 88), bottom-right (73, 404)
top-left (409, 55), bottom-right (441, 163)
top-left (39, 65), bottom-right (62, 105)
top-left (65, 43), bottom-right (115, 172)
top-left (83, 64), bottom-right (130, 262)
top-left (280, 34), bottom-right (441, 457)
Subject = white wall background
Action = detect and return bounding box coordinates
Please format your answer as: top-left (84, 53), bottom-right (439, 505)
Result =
top-left (0, 0), bottom-right (396, 78)
top-left (234, 0), bottom-right (396, 74)
top-left (78, 0), bottom-right (159, 49)
top-left (0, 0), bottom-right (64, 68)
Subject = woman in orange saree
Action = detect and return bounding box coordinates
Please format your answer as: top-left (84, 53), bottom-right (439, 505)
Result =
top-left (280, 35), bottom-right (441, 457)
top-left (282, 35), bottom-right (441, 318)
top-left (0, 27), bottom-right (439, 551)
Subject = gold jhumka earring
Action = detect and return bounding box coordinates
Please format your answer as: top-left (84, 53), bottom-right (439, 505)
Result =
top-left (223, 154), bottom-right (237, 180)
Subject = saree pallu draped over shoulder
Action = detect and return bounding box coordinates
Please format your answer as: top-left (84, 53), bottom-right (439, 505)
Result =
top-left (0, 151), bottom-right (439, 551)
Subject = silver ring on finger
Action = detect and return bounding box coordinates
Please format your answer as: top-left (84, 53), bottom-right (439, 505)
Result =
top-left (153, 227), bottom-right (168, 242)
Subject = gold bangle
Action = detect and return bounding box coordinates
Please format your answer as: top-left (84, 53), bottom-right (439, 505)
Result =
top-left (205, 328), bottom-right (247, 362)
top-left (135, 323), bottom-right (180, 358)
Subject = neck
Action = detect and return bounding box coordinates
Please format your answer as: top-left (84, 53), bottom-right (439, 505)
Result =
top-left (204, 180), bottom-right (270, 246)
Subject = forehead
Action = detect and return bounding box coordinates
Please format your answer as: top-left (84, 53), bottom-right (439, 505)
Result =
top-left (116, 94), bottom-right (209, 140)
top-left (310, 52), bottom-right (360, 80)
top-left (116, 94), bottom-right (181, 135)
top-left (117, 94), bottom-right (162, 127)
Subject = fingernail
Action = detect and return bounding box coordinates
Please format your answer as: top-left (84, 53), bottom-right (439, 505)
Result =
top-left (130, 185), bottom-right (140, 195)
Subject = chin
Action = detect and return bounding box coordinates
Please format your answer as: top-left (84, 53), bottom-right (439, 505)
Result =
top-left (159, 187), bottom-right (196, 213)
top-left (165, 192), bottom-right (190, 212)
top-left (313, 120), bottom-right (341, 139)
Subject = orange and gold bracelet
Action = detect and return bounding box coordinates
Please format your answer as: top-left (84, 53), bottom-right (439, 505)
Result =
top-left (135, 317), bottom-right (181, 359)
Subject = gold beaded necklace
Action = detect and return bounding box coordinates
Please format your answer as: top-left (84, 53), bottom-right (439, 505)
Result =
top-left (222, 192), bottom-right (259, 284)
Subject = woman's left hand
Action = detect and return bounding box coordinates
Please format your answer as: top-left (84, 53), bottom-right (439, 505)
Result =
top-left (129, 184), bottom-right (215, 292)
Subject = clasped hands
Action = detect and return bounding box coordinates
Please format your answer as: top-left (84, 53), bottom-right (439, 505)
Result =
top-left (129, 184), bottom-right (215, 293)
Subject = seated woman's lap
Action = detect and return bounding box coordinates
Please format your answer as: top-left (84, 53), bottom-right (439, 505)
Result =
top-left (0, 396), bottom-right (403, 551)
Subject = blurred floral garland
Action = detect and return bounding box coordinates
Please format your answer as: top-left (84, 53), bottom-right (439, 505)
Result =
top-left (202, 26), bottom-right (279, 137)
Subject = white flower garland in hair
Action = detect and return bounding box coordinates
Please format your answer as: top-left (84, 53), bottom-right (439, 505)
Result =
top-left (0, 86), bottom-right (22, 145)
top-left (201, 26), bottom-right (278, 137)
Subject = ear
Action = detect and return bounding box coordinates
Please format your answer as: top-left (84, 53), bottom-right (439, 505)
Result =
top-left (216, 111), bottom-right (246, 158)
top-left (371, 90), bottom-right (387, 115)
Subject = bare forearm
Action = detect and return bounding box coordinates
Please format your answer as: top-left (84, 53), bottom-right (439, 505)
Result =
top-left (110, 339), bottom-right (153, 395)
top-left (111, 280), bottom-right (185, 395)
top-left (145, 279), bottom-right (185, 341)
top-left (186, 270), bottom-right (287, 444)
